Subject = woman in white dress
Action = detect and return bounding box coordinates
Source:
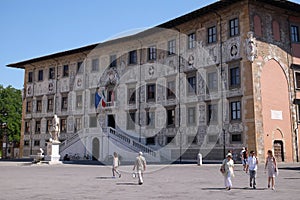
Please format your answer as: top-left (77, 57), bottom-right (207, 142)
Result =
top-left (264, 150), bottom-right (277, 190)
top-left (221, 153), bottom-right (234, 190)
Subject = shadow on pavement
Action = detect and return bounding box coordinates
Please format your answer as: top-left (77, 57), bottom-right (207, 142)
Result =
top-left (95, 176), bottom-right (116, 180)
top-left (202, 187), bottom-right (267, 191)
top-left (116, 182), bottom-right (139, 186)
top-left (279, 167), bottom-right (300, 171)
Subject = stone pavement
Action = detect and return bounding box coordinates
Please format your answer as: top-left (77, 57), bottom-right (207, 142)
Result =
top-left (0, 161), bottom-right (299, 200)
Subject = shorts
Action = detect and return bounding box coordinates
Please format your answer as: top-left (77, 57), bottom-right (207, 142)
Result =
top-left (242, 159), bottom-right (248, 165)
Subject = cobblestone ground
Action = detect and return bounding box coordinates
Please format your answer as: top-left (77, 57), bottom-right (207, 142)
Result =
top-left (0, 162), bottom-right (299, 200)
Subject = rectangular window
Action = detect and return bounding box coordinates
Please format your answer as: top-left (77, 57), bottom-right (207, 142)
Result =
top-left (28, 72), bottom-right (33, 83)
top-left (168, 39), bottom-right (176, 55)
top-left (89, 116), bottom-right (97, 128)
top-left (229, 66), bottom-right (241, 87)
top-left (75, 117), bottom-right (82, 131)
top-left (148, 46), bottom-right (157, 61)
top-left (38, 70), bottom-right (43, 81)
top-left (128, 88), bottom-right (136, 104)
top-left (61, 119), bottom-right (67, 133)
top-left (208, 26), bottom-right (217, 43)
top-left (230, 101), bottom-right (241, 121)
top-left (36, 99), bottom-right (42, 112)
top-left (63, 65), bottom-right (69, 77)
top-left (77, 61), bottom-right (84, 74)
top-left (35, 120), bottom-right (41, 134)
top-left (167, 81), bottom-right (176, 99)
top-left (25, 121), bottom-right (30, 134)
top-left (61, 95), bottom-right (68, 111)
top-left (91, 58), bottom-right (99, 72)
top-left (49, 67), bottom-right (55, 79)
top-left (76, 94), bottom-right (83, 109)
top-left (207, 104), bottom-right (218, 124)
top-left (229, 18), bottom-right (239, 37)
top-left (296, 72), bottom-right (300, 89)
top-left (26, 100), bottom-right (32, 113)
top-left (231, 133), bottom-right (242, 143)
top-left (129, 50), bottom-right (137, 64)
top-left (24, 140), bottom-right (30, 146)
top-left (187, 107), bottom-right (196, 125)
top-left (167, 107), bottom-right (175, 127)
top-left (147, 84), bottom-right (156, 102)
top-left (127, 111), bottom-right (136, 130)
top-left (34, 140), bottom-right (40, 146)
top-left (188, 33), bottom-right (196, 49)
top-left (46, 119), bottom-right (52, 133)
top-left (207, 72), bottom-right (218, 91)
top-left (146, 137), bottom-right (156, 145)
top-left (110, 55), bottom-right (117, 68)
top-left (291, 25), bottom-right (299, 43)
top-left (47, 98), bottom-right (53, 112)
top-left (187, 75), bottom-right (197, 94)
top-left (146, 109), bottom-right (155, 128)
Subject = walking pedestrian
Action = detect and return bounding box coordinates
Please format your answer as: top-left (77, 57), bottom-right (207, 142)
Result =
top-left (264, 150), bottom-right (277, 190)
top-left (133, 152), bottom-right (147, 185)
top-left (246, 151), bottom-right (258, 189)
top-left (221, 153), bottom-right (234, 190)
top-left (242, 147), bottom-right (248, 171)
top-left (112, 152), bottom-right (121, 178)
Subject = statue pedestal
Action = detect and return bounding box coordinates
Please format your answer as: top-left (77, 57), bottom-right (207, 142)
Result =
top-left (45, 142), bottom-right (62, 164)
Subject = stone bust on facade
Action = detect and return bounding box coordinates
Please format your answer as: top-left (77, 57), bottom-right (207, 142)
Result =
top-left (246, 31), bottom-right (257, 62)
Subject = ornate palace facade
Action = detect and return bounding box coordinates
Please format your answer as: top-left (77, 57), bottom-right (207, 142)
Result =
top-left (8, 0), bottom-right (300, 162)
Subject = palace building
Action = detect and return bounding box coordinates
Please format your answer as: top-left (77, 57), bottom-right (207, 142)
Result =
top-left (8, 0), bottom-right (300, 163)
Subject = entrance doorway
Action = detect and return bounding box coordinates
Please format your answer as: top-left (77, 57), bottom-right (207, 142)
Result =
top-left (107, 115), bottom-right (115, 129)
top-left (274, 140), bottom-right (284, 162)
top-left (92, 138), bottom-right (100, 161)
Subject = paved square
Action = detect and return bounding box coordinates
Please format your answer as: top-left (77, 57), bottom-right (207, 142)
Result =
top-left (0, 162), bottom-right (299, 200)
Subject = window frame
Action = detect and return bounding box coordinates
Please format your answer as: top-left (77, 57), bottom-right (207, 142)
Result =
top-left (187, 74), bottom-right (197, 95)
top-left (77, 61), bottom-right (84, 74)
top-left (208, 26), bottom-right (217, 44)
top-left (207, 103), bottom-right (218, 124)
top-left (63, 65), bottom-right (69, 77)
top-left (229, 18), bottom-right (239, 37)
top-left (35, 120), bottom-right (41, 134)
top-left (168, 39), bottom-right (176, 55)
top-left (61, 94), bottom-right (68, 111)
top-left (187, 32), bottom-right (196, 49)
top-left (91, 58), bottom-right (99, 72)
top-left (49, 67), bottom-right (55, 79)
top-left (207, 71), bottom-right (218, 92)
top-left (291, 25), bottom-right (300, 43)
top-left (28, 71), bottom-right (33, 83)
top-left (230, 132), bottom-right (242, 143)
top-left (187, 107), bottom-right (196, 125)
top-left (36, 99), bottom-right (42, 113)
top-left (147, 83), bottom-right (156, 102)
top-left (230, 100), bottom-right (242, 121)
top-left (148, 46), bottom-right (157, 61)
top-left (229, 63), bottom-right (241, 88)
top-left (129, 50), bottom-right (138, 65)
top-left (109, 54), bottom-right (117, 68)
top-left (167, 80), bottom-right (176, 99)
top-left (166, 107), bottom-right (176, 127)
top-left (38, 70), bottom-right (43, 81)
top-left (128, 87), bottom-right (136, 105)
top-left (127, 111), bottom-right (136, 130)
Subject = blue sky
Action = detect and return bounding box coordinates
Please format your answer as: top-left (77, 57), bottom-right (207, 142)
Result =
top-left (1, 0), bottom-right (300, 89)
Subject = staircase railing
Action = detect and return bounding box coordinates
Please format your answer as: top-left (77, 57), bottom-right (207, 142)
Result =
top-left (59, 131), bottom-right (81, 153)
top-left (107, 127), bottom-right (157, 158)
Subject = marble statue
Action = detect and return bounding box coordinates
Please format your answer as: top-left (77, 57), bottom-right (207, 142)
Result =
top-left (50, 114), bottom-right (60, 143)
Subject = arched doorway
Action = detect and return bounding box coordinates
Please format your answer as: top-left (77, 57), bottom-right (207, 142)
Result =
top-left (274, 140), bottom-right (284, 162)
top-left (92, 138), bottom-right (100, 161)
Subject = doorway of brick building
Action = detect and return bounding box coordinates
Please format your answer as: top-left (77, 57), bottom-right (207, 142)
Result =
top-left (274, 140), bottom-right (284, 162)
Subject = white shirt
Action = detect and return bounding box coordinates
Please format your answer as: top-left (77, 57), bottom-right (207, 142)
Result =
top-left (247, 156), bottom-right (258, 171)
